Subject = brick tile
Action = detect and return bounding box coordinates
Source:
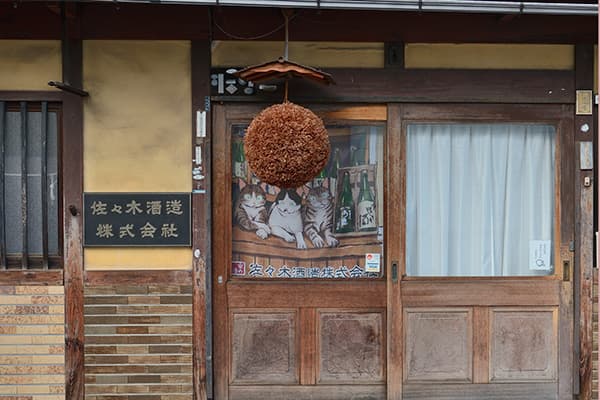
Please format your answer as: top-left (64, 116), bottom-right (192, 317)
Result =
top-left (148, 286), bottom-right (181, 295)
top-left (16, 385), bottom-right (64, 395)
top-left (86, 336), bottom-right (128, 345)
top-left (85, 297), bottom-right (128, 305)
top-left (0, 375), bottom-right (64, 385)
top-left (157, 316), bottom-right (190, 325)
top-left (15, 287), bottom-right (50, 295)
top-left (85, 346), bottom-right (118, 355)
top-left (85, 326), bottom-right (116, 335)
top-left (127, 375), bottom-right (161, 384)
top-left (46, 287), bottom-right (64, 295)
top-left (159, 296), bottom-right (191, 305)
top-left (116, 287), bottom-right (148, 295)
top-left (0, 365), bottom-right (64, 375)
top-left (30, 296), bottom-right (64, 305)
top-left (85, 306), bottom-right (118, 315)
top-left (0, 326), bottom-right (17, 334)
top-left (159, 375), bottom-right (190, 384)
top-left (115, 327), bottom-right (148, 335)
top-left (0, 315), bottom-right (64, 325)
top-left (85, 365), bottom-right (146, 375)
top-left (17, 326), bottom-right (63, 335)
top-left (148, 345), bottom-right (191, 354)
top-left (0, 287), bottom-right (16, 294)
top-left (147, 326), bottom-right (191, 335)
top-left (127, 296), bottom-right (161, 305)
top-left (147, 365), bottom-right (192, 374)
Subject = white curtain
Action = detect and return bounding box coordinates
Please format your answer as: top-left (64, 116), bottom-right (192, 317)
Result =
top-left (406, 124), bottom-right (555, 277)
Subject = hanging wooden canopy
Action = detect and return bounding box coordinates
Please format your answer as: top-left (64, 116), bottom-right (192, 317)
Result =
top-left (234, 57), bottom-right (335, 85)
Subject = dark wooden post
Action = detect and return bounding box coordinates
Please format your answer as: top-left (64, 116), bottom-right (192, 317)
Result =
top-left (62, 4), bottom-right (85, 400)
top-left (192, 39), bottom-right (212, 400)
top-left (574, 44), bottom-right (595, 400)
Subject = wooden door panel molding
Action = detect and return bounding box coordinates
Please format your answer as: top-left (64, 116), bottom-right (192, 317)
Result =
top-left (228, 385), bottom-right (386, 400)
top-left (317, 310), bottom-right (385, 384)
top-left (402, 280), bottom-right (560, 307)
top-left (403, 308), bottom-right (472, 383)
top-left (472, 307), bottom-right (490, 384)
top-left (489, 308), bottom-right (558, 383)
top-left (229, 309), bottom-right (298, 385)
top-left (403, 382), bottom-right (557, 400)
top-left (227, 281), bottom-right (386, 308)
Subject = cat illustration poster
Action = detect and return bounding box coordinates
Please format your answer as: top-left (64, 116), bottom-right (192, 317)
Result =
top-left (231, 124), bottom-right (384, 279)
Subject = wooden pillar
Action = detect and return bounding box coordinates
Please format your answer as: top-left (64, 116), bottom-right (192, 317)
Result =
top-left (191, 39), bottom-right (212, 400)
top-left (575, 44), bottom-right (595, 400)
top-left (62, 4), bottom-right (85, 400)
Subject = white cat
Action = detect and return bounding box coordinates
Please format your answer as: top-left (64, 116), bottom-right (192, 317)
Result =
top-left (268, 189), bottom-right (307, 249)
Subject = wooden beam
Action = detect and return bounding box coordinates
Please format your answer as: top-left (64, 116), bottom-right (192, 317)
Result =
top-left (0, 270), bottom-right (63, 286)
top-left (84, 269), bottom-right (192, 286)
top-left (574, 44), bottom-right (595, 400)
top-left (191, 40), bottom-right (211, 400)
top-left (214, 69), bottom-right (575, 105)
top-left (62, 4), bottom-right (84, 400)
top-left (0, 3), bottom-right (596, 43)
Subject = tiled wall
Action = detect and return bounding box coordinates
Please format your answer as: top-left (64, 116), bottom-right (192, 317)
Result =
top-left (84, 285), bottom-right (193, 400)
top-left (0, 286), bottom-right (65, 400)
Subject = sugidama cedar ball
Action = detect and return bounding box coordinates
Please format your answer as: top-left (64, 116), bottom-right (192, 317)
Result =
top-left (244, 102), bottom-right (330, 188)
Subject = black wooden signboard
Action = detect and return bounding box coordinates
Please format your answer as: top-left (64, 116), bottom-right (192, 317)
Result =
top-left (84, 193), bottom-right (191, 247)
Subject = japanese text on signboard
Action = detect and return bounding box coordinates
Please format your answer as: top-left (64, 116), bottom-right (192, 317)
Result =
top-left (84, 193), bottom-right (191, 246)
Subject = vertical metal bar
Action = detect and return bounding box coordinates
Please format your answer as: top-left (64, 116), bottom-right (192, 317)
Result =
top-left (20, 102), bottom-right (27, 270)
top-left (0, 101), bottom-right (6, 269)
top-left (41, 102), bottom-right (49, 269)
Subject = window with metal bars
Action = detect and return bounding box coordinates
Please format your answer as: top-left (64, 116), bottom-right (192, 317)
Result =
top-left (0, 101), bottom-right (61, 269)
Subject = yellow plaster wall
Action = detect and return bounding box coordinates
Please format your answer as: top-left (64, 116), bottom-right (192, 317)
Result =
top-left (212, 41), bottom-right (384, 68)
top-left (0, 40), bottom-right (61, 90)
top-left (83, 40), bottom-right (192, 270)
top-left (405, 44), bottom-right (574, 70)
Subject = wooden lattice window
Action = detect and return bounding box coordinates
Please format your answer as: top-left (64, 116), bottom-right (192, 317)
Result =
top-left (0, 101), bottom-right (62, 269)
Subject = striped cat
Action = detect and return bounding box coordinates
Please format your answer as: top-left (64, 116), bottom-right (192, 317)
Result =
top-left (233, 182), bottom-right (270, 239)
top-left (302, 186), bottom-right (339, 248)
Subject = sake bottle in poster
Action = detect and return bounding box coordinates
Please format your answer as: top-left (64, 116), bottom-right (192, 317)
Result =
top-left (233, 141), bottom-right (247, 179)
top-left (329, 148), bottom-right (340, 198)
top-left (335, 171), bottom-right (355, 233)
top-left (357, 170), bottom-right (376, 231)
top-left (313, 167), bottom-right (327, 188)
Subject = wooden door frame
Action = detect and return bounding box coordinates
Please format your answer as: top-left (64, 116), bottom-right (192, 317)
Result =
top-left (213, 101), bottom-right (576, 399)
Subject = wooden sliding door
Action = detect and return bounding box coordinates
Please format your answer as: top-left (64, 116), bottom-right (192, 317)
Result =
top-left (388, 104), bottom-right (575, 400)
top-left (213, 104), bottom-right (388, 400)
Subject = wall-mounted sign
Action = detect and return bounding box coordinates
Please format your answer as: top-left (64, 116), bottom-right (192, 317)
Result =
top-left (84, 193), bottom-right (191, 247)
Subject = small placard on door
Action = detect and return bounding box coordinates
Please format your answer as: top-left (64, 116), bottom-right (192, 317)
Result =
top-left (529, 240), bottom-right (551, 271)
top-left (365, 253), bottom-right (381, 273)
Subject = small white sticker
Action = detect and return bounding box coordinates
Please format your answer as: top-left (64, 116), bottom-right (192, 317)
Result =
top-left (529, 240), bottom-right (552, 271)
top-left (377, 226), bottom-right (384, 242)
top-left (196, 110), bottom-right (206, 138)
top-left (365, 253), bottom-right (381, 273)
